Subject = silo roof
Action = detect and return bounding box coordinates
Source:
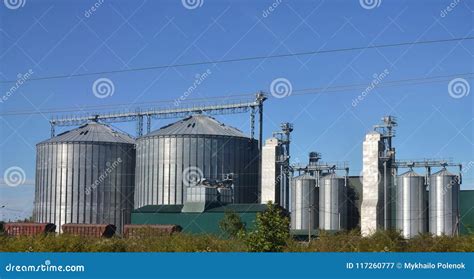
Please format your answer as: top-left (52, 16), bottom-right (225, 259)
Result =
top-left (293, 174), bottom-right (317, 180)
top-left (144, 115), bottom-right (248, 138)
top-left (431, 168), bottom-right (456, 176)
top-left (320, 172), bottom-right (343, 179)
top-left (39, 122), bottom-right (135, 144)
top-left (399, 170), bottom-right (422, 177)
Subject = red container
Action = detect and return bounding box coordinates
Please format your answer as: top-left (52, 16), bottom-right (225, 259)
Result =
top-left (124, 224), bottom-right (182, 238)
top-left (4, 223), bottom-right (56, 236)
top-left (62, 224), bottom-right (116, 238)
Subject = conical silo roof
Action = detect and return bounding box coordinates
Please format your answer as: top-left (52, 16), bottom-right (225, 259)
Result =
top-left (431, 168), bottom-right (456, 177)
top-left (144, 115), bottom-right (248, 138)
top-left (399, 170), bottom-right (422, 177)
top-left (39, 122), bottom-right (135, 144)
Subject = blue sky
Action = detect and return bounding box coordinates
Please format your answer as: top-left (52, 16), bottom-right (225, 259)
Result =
top-left (0, 0), bottom-right (473, 220)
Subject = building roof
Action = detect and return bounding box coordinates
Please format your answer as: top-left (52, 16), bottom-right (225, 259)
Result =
top-left (39, 122), bottom-right (135, 144)
top-left (142, 115), bottom-right (248, 138)
top-left (133, 203), bottom-right (268, 214)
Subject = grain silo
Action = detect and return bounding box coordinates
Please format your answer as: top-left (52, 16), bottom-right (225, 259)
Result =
top-left (134, 115), bottom-right (259, 208)
top-left (319, 173), bottom-right (347, 231)
top-left (429, 168), bottom-right (460, 236)
top-left (33, 122), bottom-right (136, 233)
top-left (395, 170), bottom-right (427, 238)
top-left (290, 175), bottom-right (318, 231)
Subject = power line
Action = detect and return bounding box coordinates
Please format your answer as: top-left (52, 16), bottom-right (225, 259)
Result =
top-left (291, 72), bottom-right (474, 96)
top-left (1, 37), bottom-right (472, 84)
top-left (0, 72), bottom-right (472, 117)
top-left (0, 93), bottom-right (256, 116)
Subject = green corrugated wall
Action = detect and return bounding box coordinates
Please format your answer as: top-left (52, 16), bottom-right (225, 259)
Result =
top-left (132, 212), bottom-right (260, 235)
top-left (460, 190), bottom-right (474, 235)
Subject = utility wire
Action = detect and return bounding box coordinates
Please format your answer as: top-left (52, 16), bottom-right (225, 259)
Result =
top-left (0, 93), bottom-right (257, 116)
top-left (0, 72), bottom-right (472, 117)
top-left (0, 36), bottom-right (472, 84)
top-left (290, 72), bottom-right (474, 96)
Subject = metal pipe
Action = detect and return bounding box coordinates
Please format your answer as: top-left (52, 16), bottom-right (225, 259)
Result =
top-left (258, 97), bottom-right (263, 151)
top-left (121, 208), bottom-right (125, 236)
top-left (308, 206), bottom-right (312, 243)
top-left (383, 161), bottom-right (388, 230)
top-left (146, 115), bottom-right (151, 134)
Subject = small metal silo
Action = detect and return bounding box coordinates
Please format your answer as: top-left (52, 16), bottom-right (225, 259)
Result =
top-left (429, 168), bottom-right (460, 236)
top-left (319, 173), bottom-right (347, 231)
top-left (395, 170), bottom-right (427, 238)
top-left (290, 175), bottom-right (318, 231)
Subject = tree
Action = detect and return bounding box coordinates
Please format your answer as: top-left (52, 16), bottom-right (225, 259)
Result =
top-left (244, 201), bottom-right (290, 252)
top-left (219, 210), bottom-right (246, 238)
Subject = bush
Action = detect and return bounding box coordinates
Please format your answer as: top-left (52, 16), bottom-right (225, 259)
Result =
top-left (242, 201), bottom-right (290, 252)
top-left (219, 210), bottom-right (246, 238)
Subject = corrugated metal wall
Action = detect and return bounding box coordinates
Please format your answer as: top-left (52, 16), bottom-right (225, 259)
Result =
top-left (33, 142), bottom-right (135, 233)
top-left (135, 135), bottom-right (259, 208)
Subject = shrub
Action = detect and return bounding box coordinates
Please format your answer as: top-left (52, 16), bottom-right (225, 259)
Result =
top-left (243, 201), bottom-right (290, 252)
top-left (219, 210), bottom-right (246, 238)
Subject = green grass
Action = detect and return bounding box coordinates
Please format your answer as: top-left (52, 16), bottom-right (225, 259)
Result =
top-left (0, 231), bottom-right (472, 252)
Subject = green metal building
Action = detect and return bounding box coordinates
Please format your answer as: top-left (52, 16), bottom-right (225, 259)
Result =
top-left (132, 203), bottom-right (268, 235)
top-left (460, 190), bottom-right (474, 235)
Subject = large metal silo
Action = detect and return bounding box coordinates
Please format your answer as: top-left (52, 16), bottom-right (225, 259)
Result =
top-left (290, 175), bottom-right (318, 231)
top-left (134, 115), bottom-right (259, 208)
top-left (33, 122), bottom-right (136, 233)
top-left (395, 170), bottom-right (427, 238)
top-left (319, 173), bottom-right (347, 231)
top-left (429, 168), bottom-right (460, 236)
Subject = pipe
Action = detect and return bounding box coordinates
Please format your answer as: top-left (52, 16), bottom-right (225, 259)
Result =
top-left (383, 161), bottom-right (388, 230)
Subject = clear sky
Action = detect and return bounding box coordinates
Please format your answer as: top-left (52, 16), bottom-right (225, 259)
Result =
top-left (0, 0), bottom-right (472, 220)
